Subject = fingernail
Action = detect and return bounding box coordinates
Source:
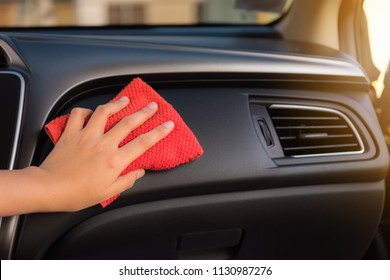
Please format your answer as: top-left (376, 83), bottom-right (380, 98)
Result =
top-left (163, 121), bottom-right (174, 129)
top-left (119, 96), bottom-right (129, 102)
top-left (147, 102), bottom-right (158, 110)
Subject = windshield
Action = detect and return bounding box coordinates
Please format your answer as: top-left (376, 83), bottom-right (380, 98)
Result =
top-left (0, 0), bottom-right (293, 27)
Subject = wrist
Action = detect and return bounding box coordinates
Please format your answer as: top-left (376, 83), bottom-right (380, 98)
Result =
top-left (20, 166), bottom-right (57, 213)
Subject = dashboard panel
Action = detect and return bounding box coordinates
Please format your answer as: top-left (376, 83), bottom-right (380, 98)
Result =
top-left (0, 28), bottom-right (388, 259)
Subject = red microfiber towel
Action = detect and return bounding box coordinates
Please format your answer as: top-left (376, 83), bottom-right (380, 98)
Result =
top-left (45, 77), bottom-right (204, 207)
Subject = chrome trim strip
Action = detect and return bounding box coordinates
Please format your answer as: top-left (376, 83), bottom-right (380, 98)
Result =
top-left (7, 72), bottom-right (25, 170)
top-left (0, 71), bottom-right (25, 259)
top-left (269, 104), bottom-right (365, 158)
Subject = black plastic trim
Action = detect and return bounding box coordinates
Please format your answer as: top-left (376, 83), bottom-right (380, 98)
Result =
top-left (43, 182), bottom-right (384, 260)
top-left (0, 71), bottom-right (25, 260)
top-left (0, 48), bottom-right (7, 67)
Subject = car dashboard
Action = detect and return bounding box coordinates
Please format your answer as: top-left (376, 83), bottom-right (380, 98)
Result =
top-left (0, 27), bottom-right (388, 259)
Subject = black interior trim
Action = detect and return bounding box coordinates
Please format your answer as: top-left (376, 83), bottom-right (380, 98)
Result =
top-left (44, 182), bottom-right (384, 260)
top-left (0, 71), bottom-right (25, 260)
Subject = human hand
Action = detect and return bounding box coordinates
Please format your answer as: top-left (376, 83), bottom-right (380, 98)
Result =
top-left (37, 96), bottom-right (174, 212)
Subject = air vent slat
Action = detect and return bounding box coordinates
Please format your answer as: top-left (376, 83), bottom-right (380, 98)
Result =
top-left (284, 143), bottom-right (359, 151)
top-left (268, 104), bottom-right (364, 157)
top-left (272, 117), bottom-right (340, 120)
top-left (280, 134), bottom-right (354, 141)
top-left (276, 125), bottom-right (348, 129)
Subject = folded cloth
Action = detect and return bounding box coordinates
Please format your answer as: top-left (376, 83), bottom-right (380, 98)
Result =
top-left (45, 78), bottom-right (204, 207)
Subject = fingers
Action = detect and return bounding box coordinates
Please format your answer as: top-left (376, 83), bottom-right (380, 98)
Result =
top-left (63, 107), bottom-right (93, 135)
top-left (84, 97), bottom-right (130, 135)
top-left (119, 121), bottom-right (174, 164)
top-left (104, 102), bottom-right (158, 145)
top-left (104, 169), bottom-right (145, 199)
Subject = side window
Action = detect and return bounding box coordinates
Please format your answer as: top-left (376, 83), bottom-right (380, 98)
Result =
top-left (364, 0), bottom-right (390, 142)
top-left (109, 3), bottom-right (145, 25)
top-left (0, 0), bottom-right (293, 27)
top-left (364, 0), bottom-right (390, 98)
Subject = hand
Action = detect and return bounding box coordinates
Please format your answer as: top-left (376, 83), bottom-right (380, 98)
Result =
top-left (37, 97), bottom-right (174, 211)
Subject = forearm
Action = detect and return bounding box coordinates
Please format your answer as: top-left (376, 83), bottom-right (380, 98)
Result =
top-left (0, 167), bottom-right (51, 217)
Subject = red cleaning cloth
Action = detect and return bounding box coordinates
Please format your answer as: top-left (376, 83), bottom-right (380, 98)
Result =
top-left (45, 78), bottom-right (204, 207)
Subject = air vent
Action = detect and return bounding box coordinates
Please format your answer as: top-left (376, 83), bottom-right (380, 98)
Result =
top-left (0, 48), bottom-right (7, 67)
top-left (268, 104), bottom-right (364, 157)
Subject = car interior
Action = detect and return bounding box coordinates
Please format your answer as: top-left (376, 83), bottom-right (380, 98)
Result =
top-left (0, 0), bottom-right (389, 259)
